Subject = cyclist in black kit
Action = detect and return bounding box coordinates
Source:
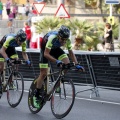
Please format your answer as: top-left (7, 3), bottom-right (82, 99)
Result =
top-left (0, 29), bottom-right (31, 74)
top-left (33, 25), bottom-right (84, 108)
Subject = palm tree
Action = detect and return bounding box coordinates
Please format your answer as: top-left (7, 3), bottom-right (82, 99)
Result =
top-left (35, 16), bottom-right (64, 34)
top-left (85, 0), bottom-right (98, 8)
top-left (66, 18), bottom-right (100, 50)
top-left (34, 16), bottom-right (102, 51)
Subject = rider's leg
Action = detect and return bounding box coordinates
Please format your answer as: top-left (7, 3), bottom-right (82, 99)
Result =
top-left (0, 61), bottom-right (4, 74)
top-left (35, 67), bottom-right (48, 98)
top-left (0, 55), bottom-right (4, 73)
top-left (61, 57), bottom-right (70, 64)
top-left (33, 64), bottom-right (48, 108)
top-left (0, 60), bottom-right (4, 92)
top-left (36, 68), bottom-right (48, 89)
top-left (10, 54), bottom-right (19, 71)
top-left (35, 47), bottom-right (48, 94)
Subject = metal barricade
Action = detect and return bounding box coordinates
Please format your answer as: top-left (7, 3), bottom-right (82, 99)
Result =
top-left (16, 49), bottom-right (120, 99)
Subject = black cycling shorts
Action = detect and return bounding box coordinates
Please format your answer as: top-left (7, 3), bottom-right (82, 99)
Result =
top-left (39, 47), bottom-right (68, 68)
top-left (0, 47), bottom-right (18, 60)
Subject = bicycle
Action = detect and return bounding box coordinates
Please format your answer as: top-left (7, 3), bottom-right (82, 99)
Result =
top-left (28, 62), bottom-right (77, 119)
top-left (0, 59), bottom-right (26, 108)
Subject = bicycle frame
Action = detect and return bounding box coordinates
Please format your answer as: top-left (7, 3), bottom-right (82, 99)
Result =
top-left (2, 63), bottom-right (17, 91)
top-left (2, 60), bottom-right (26, 91)
top-left (46, 67), bottom-right (66, 98)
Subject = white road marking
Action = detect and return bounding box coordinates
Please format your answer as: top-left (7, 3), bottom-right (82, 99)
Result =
top-left (75, 96), bottom-right (120, 105)
top-left (24, 90), bottom-right (120, 105)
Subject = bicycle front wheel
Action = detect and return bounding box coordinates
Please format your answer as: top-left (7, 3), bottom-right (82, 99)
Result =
top-left (28, 78), bottom-right (44, 114)
top-left (7, 72), bottom-right (24, 108)
top-left (51, 78), bottom-right (75, 119)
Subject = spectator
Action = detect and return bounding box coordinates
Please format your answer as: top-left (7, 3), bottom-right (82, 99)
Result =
top-left (32, 5), bottom-right (37, 15)
top-left (0, 0), bottom-right (3, 20)
top-left (8, 10), bottom-right (14, 21)
top-left (7, 10), bottom-right (14, 33)
top-left (5, 0), bottom-right (11, 16)
top-left (27, 11), bottom-right (34, 26)
top-left (15, 2), bottom-right (18, 13)
top-left (30, 22), bottom-right (38, 48)
top-left (14, 2), bottom-right (18, 18)
top-left (12, 3), bottom-right (17, 18)
top-left (32, 8), bottom-right (37, 15)
top-left (8, 10), bottom-right (14, 27)
top-left (25, 0), bottom-right (30, 17)
top-left (21, 4), bottom-right (26, 19)
top-left (104, 23), bottom-right (114, 51)
top-left (23, 22), bottom-right (31, 48)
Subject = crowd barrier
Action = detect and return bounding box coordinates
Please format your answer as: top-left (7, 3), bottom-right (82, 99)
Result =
top-left (16, 48), bottom-right (120, 97)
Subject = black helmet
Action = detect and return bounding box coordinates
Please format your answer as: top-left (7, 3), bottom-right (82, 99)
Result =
top-left (16, 29), bottom-right (27, 42)
top-left (58, 25), bottom-right (70, 39)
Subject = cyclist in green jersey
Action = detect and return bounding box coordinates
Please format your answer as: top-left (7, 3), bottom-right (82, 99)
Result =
top-left (33, 25), bottom-right (85, 108)
top-left (0, 29), bottom-right (31, 75)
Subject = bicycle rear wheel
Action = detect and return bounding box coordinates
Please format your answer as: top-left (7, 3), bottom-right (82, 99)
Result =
top-left (7, 72), bottom-right (24, 108)
top-left (51, 78), bottom-right (75, 119)
top-left (0, 73), bottom-right (4, 99)
top-left (28, 79), bottom-right (44, 114)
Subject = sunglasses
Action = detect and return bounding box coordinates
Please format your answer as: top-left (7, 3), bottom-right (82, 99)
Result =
top-left (16, 37), bottom-right (21, 42)
top-left (59, 36), bottom-right (68, 41)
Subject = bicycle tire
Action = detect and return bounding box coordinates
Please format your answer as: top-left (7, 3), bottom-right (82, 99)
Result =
top-left (0, 74), bottom-right (4, 99)
top-left (28, 79), bottom-right (44, 114)
top-left (51, 78), bottom-right (75, 119)
top-left (7, 72), bottom-right (24, 108)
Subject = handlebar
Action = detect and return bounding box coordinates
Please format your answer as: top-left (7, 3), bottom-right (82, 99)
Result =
top-left (61, 62), bottom-right (85, 72)
top-left (61, 62), bottom-right (75, 70)
top-left (11, 59), bottom-right (32, 68)
top-left (10, 59), bottom-right (27, 65)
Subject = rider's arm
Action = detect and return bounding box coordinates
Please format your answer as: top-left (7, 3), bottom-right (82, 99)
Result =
top-left (68, 50), bottom-right (78, 64)
top-left (0, 46), bottom-right (9, 60)
top-left (0, 37), bottom-right (13, 60)
top-left (21, 42), bottom-right (29, 61)
top-left (66, 39), bottom-right (78, 64)
top-left (22, 52), bottom-right (29, 60)
top-left (44, 35), bottom-right (57, 62)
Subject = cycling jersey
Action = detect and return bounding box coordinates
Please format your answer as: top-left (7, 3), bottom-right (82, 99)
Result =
top-left (0, 34), bottom-right (27, 60)
top-left (0, 34), bottom-right (26, 52)
top-left (41, 31), bottom-right (72, 50)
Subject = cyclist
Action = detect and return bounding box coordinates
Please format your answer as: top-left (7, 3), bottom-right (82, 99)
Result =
top-left (0, 29), bottom-right (31, 75)
top-left (33, 25), bottom-right (84, 108)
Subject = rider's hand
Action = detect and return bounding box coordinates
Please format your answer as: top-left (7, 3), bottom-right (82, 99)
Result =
top-left (26, 60), bottom-right (31, 65)
top-left (76, 64), bottom-right (85, 72)
top-left (56, 60), bottom-right (63, 67)
top-left (5, 58), bottom-right (12, 65)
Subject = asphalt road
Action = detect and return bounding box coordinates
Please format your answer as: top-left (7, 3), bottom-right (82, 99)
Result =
top-left (0, 88), bottom-right (120, 120)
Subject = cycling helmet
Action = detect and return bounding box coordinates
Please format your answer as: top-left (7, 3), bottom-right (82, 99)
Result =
top-left (58, 25), bottom-right (70, 39)
top-left (16, 29), bottom-right (27, 42)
